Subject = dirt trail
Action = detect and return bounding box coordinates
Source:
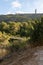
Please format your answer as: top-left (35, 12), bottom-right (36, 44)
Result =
top-left (1, 46), bottom-right (43, 65)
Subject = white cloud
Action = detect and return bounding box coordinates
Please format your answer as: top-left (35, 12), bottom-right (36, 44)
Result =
top-left (5, 10), bottom-right (33, 14)
top-left (5, 11), bottom-right (29, 15)
top-left (11, 1), bottom-right (22, 8)
top-left (16, 11), bottom-right (29, 14)
top-left (16, 11), bottom-right (25, 14)
top-left (5, 11), bottom-right (15, 14)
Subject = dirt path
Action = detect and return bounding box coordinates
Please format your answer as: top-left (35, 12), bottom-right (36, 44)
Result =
top-left (1, 46), bottom-right (43, 65)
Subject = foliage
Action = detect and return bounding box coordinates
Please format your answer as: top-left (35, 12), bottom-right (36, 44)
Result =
top-left (30, 17), bottom-right (43, 46)
top-left (0, 17), bottom-right (43, 50)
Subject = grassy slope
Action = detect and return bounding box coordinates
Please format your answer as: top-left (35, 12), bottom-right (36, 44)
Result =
top-left (0, 14), bottom-right (43, 22)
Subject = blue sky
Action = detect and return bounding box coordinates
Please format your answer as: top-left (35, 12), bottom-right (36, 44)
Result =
top-left (0, 0), bottom-right (43, 14)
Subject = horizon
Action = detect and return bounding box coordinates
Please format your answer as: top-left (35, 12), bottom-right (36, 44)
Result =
top-left (0, 0), bottom-right (43, 14)
top-left (1, 13), bottom-right (43, 15)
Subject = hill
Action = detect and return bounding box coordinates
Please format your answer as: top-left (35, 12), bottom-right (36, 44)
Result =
top-left (0, 13), bottom-right (43, 22)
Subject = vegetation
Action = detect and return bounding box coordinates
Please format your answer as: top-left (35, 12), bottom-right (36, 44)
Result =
top-left (0, 16), bottom-right (43, 52)
top-left (0, 14), bottom-right (43, 22)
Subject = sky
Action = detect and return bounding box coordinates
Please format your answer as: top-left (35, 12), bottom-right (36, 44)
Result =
top-left (0, 0), bottom-right (43, 14)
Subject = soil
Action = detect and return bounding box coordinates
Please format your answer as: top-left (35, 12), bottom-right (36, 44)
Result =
top-left (0, 46), bottom-right (43, 65)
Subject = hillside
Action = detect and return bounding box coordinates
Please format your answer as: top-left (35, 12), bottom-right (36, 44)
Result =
top-left (0, 13), bottom-right (43, 22)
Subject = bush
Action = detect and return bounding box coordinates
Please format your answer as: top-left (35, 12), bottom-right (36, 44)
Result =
top-left (30, 18), bottom-right (43, 46)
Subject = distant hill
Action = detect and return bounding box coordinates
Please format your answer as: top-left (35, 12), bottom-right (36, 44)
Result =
top-left (0, 13), bottom-right (43, 22)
